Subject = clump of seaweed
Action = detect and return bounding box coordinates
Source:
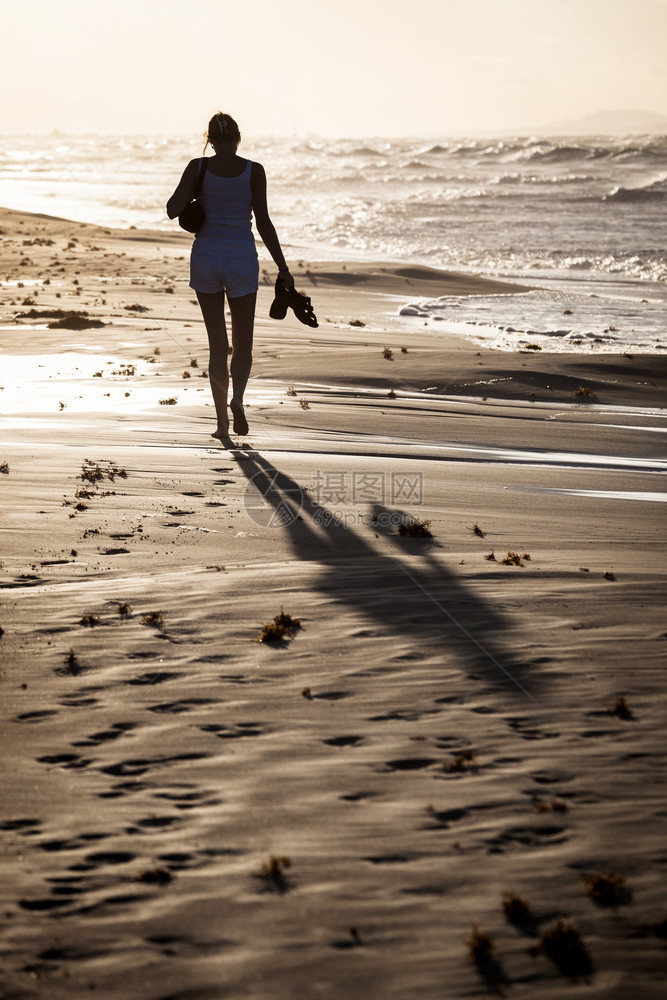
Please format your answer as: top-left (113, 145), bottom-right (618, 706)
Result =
top-left (502, 893), bottom-right (536, 932)
top-left (79, 614), bottom-right (101, 626)
top-left (583, 872), bottom-right (630, 907)
top-left (398, 517), bottom-right (432, 538)
top-left (469, 523), bottom-right (486, 537)
top-left (47, 311), bottom-right (105, 330)
top-left (467, 922), bottom-right (509, 989)
top-left (57, 649), bottom-right (85, 677)
top-left (467, 922), bottom-right (495, 967)
top-left (286, 386), bottom-right (297, 396)
top-left (609, 695), bottom-right (633, 719)
top-left (299, 398), bottom-right (310, 409)
top-left (443, 750), bottom-right (476, 773)
top-left (484, 550), bottom-right (496, 561)
top-left (634, 917), bottom-right (667, 939)
top-left (500, 551), bottom-right (530, 566)
top-left (79, 459), bottom-right (127, 485)
top-left (159, 397), bottom-right (178, 405)
top-left (387, 388), bottom-right (397, 398)
top-left (256, 855), bottom-right (292, 893)
top-left (142, 611), bottom-right (164, 627)
top-left (574, 385), bottom-right (597, 398)
top-left (534, 799), bottom-right (568, 814)
top-left (537, 918), bottom-right (592, 977)
top-left (257, 608), bottom-right (302, 643)
top-left (259, 622), bottom-right (287, 643)
top-left (118, 602), bottom-right (132, 617)
top-left (603, 570), bottom-right (616, 581)
top-left (133, 867), bottom-right (174, 885)
top-left (0, 462), bottom-right (8, 474)
top-left (80, 461), bottom-right (104, 484)
top-left (383, 346), bottom-right (393, 360)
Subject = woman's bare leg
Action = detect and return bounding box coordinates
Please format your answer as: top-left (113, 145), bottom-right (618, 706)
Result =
top-left (196, 290), bottom-right (230, 439)
top-left (228, 291), bottom-right (256, 435)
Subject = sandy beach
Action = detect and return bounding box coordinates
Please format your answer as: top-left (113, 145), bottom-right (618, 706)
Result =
top-left (1, 206), bottom-right (667, 999)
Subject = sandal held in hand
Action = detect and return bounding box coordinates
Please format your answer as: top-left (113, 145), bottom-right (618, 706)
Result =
top-left (269, 278), bottom-right (318, 328)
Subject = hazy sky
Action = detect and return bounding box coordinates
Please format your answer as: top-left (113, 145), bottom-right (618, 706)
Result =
top-left (3, 0), bottom-right (666, 136)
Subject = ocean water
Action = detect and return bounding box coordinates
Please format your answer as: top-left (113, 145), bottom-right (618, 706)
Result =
top-left (1, 133), bottom-right (665, 353)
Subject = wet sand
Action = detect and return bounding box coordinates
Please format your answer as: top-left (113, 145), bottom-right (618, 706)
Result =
top-left (1, 207), bottom-right (667, 999)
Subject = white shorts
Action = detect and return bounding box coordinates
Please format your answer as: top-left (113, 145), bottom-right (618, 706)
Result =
top-left (190, 240), bottom-right (259, 298)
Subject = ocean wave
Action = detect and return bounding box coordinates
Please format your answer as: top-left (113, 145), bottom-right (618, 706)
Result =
top-left (415, 144), bottom-right (449, 155)
top-left (445, 136), bottom-right (667, 166)
top-left (493, 171), bottom-right (597, 186)
top-left (604, 174), bottom-right (667, 202)
top-left (395, 288), bottom-right (667, 354)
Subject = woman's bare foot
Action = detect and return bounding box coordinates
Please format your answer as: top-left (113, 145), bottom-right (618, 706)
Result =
top-left (211, 425), bottom-right (230, 442)
top-left (230, 398), bottom-right (249, 435)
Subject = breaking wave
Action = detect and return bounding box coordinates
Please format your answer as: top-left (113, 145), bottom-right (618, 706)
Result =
top-left (604, 175), bottom-right (667, 202)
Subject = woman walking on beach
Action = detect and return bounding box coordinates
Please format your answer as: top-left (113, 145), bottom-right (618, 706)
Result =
top-left (167, 112), bottom-right (294, 439)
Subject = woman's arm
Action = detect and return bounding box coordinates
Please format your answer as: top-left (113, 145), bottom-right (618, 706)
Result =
top-left (251, 162), bottom-right (294, 288)
top-left (166, 159), bottom-right (201, 219)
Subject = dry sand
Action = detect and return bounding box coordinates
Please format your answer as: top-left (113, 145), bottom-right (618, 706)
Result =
top-left (1, 207), bottom-right (666, 998)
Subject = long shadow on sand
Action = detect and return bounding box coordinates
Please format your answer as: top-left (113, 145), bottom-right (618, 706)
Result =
top-left (223, 446), bottom-right (540, 704)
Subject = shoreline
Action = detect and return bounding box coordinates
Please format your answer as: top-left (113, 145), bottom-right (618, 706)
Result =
top-left (2, 206), bottom-right (666, 410)
top-left (2, 207), bottom-right (667, 999)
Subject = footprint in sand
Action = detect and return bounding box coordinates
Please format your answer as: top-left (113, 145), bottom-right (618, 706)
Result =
top-left (383, 757), bottom-right (438, 772)
top-left (369, 708), bottom-right (439, 722)
top-left (38, 833), bottom-right (108, 852)
top-left (100, 751), bottom-right (209, 778)
top-left (127, 816), bottom-right (181, 832)
top-left (37, 752), bottom-right (93, 770)
top-left (152, 788), bottom-right (221, 810)
top-left (364, 853), bottom-right (414, 865)
top-left (19, 897), bottom-right (71, 911)
top-left (149, 698), bottom-right (217, 714)
top-left (14, 709), bottom-right (59, 723)
top-left (71, 850), bottom-right (135, 871)
top-left (0, 818), bottom-right (42, 833)
top-left (323, 735), bottom-right (364, 747)
top-left (156, 847), bottom-right (243, 871)
top-left (126, 670), bottom-right (180, 685)
top-left (423, 807), bottom-right (469, 829)
top-left (486, 822), bottom-right (568, 854)
top-left (72, 721), bottom-right (139, 746)
top-left (199, 722), bottom-right (267, 739)
top-left (507, 717), bottom-right (561, 740)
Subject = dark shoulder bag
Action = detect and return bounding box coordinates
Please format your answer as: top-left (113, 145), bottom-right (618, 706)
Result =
top-left (178, 158), bottom-right (208, 233)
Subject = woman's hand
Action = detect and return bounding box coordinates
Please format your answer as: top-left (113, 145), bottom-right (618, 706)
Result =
top-left (279, 269), bottom-right (295, 290)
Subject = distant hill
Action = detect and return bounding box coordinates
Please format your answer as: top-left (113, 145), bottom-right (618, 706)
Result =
top-left (527, 109), bottom-right (667, 136)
